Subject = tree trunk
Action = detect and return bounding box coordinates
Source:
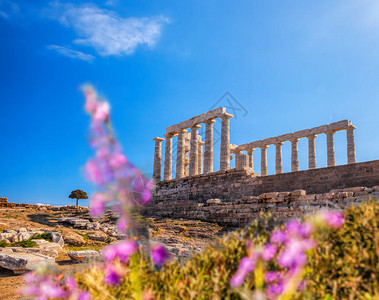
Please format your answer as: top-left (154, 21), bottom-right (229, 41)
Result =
top-left (76, 198), bottom-right (78, 207)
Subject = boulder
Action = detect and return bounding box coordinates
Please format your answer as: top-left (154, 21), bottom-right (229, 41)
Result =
top-left (0, 252), bottom-right (55, 274)
top-left (87, 231), bottom-right (108, 242)
top-left (68, 250), bottom-right (100, 262)
top-left (49, 232), bottom-right (64, 247)
top-left (62, 232), bottom-right (86, 246)
top-left (206, 198), bottom-right (221, 204)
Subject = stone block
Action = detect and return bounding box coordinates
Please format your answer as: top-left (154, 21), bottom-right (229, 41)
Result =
top-left (328, 120), bottom-right (350, 131)
top-left (330, 189), bottom-right (343, 194)
top-left (372, 186), bottom-right (379, 192)
top-left (291, 190), bottom-right (306, 196)
top-left (265, 192), bottom-right (279, 199)
top-left (343, 187), bottom-right (365, 192)
top-left (206, 198), bottom-right (221, 204)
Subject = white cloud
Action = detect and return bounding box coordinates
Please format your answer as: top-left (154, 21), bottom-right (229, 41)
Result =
top-left (49, 2), bottom-right (169, 56)
top-left (104, 0), bottom-right (118, 7)
top-left (0, 0), bottom-right (19, 19)
top-left (0, 11), bottom-right (8, 19)
top-left (48, 45), bottom-right (95, 62)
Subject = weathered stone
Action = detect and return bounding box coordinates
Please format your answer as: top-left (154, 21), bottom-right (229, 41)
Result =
top-left (62, 232), bottom-right (86, 246)
top-left (0, 252), bottom-right (55, 274)
top-left (68, 250), bottom-right (100, 262)
top-left (343, 187), bottom-right (365, 192)
top-left (206, 198), bottom-right (221, 204)
top-left (48, 232), bottom-right (64, 247)
top-left (291, 190), bottom-right (306, 197)
top-left (87, 231), bottom-right (108, 242)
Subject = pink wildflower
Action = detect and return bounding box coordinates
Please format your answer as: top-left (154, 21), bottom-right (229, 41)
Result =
top-left (321, 211), bottom-right (344, 229)
top-left (151, 244), bottom-right (170, 266)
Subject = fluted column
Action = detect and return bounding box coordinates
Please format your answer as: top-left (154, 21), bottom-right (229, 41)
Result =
top-left (184, 133), bottom-right (191, 176)
top-left (260, 145), bottom-right (268, 176)
top-left (275, 142), bottom-right (284, 174)
top-left (247, 149), bottom-right (254, 171)
top-left (234, 151), bottom-right (241, 169)
top-left (307, 134), bottom-right (317, 169)
top-left (220, 113), bottom-right (233, 171)
top-left (346, 126), bottom-right (356, 164)
top-left (290, 138), bottom-right (300, 172)
top-left (152, 137), bottom-right (164, 183)
top-left (175, 129), bottom-right (187, 178)
top-left (189, 124), bottom-right (201, 176)
top-left (237, 154), bottom-right (248, 170)
top-left (163, 133), bottom-right (174, 180)
top-left (198, 140), bottom-right (205, 174)
top-left (204, 119), bottom-right (216, 174)
top-left (326, 131), bottom-right (336, 167)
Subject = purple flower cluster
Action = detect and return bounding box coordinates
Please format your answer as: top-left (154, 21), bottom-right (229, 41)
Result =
top-left (82, 86), bottom-right (152, 222)
top-left (82, 86), bottom-right (170, 287)
top-left (150, 243), bottom-right (171, 267)
top-left (230, 211), bottom-right (344, 299)
top-left (23, 271), bottom-right (90, 300)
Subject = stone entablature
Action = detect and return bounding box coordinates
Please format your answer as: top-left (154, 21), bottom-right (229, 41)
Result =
top-left (233, 119), bottom-right (356, 174)
top-left (153, 108), bottom-right (357, 183)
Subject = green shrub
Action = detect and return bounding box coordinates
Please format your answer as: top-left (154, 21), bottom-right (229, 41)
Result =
top-left (75, 201), bottom-right (378, 300)
top-left (0, 241), bottom-right (10, 247)
top-left (12, 239), bottom-right (38, 248)
top-left (301, 199), bottom-right (379, 299)
top-left (32, 233), bottom-right (53, 242)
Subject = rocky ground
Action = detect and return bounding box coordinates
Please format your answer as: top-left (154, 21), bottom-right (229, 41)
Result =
top-left (0, 206), bottom-right (227, 299)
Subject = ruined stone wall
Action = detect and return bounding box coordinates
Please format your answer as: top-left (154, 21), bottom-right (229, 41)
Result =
top-left (147, 185), bottom-right (379, 226)
top-left (0, 198), bottom-right (8, 204)
top-left (152, 160), bottom-right (379, 203)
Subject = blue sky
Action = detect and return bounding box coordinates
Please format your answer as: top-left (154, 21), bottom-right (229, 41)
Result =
top-left (1, 0), bottom-right (379, 206)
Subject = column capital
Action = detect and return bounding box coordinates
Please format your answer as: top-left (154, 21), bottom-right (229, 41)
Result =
top-left (164, 133), bottom-right (175, 138)
top-left (153, 137), bottom-right (164, 142)
top-left (191, 124), bottom-right (202, 129)
top-left (205, 119), bottom-right (216, 124)
top-left (289, 138), bottom-right (300, 143)
top-left (325, 130), bottom-right (336, 135)
top-left (346, 125), bottom-right (357, 131)
top-left (199, 141), bottom-right (205, 146)
top-left (246, 148), bottom-right (255, 152)
top-left (221, 113), bottom-right (233, 119)
top-left (260, 145), bottom-right (269, 149)
top-left (275, 141), bottom-right (284, 146)
top-left (307, 134), bottom-right (317, 139)
top-left (178, 128), bottom-right (188, 133)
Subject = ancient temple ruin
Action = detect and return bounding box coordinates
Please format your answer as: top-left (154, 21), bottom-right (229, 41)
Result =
top-left (152, 107), bottom-right (357, 183)
top-left (148, 108), bottom-right (379, 225)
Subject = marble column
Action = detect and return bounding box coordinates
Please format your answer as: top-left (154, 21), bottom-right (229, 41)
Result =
top-left (163, 133), bottom-right (174, 180)
top-left (237, 154), bottom-right (248, 170)
top-left (346, 126), bottom-right (356, 164)
top-left (220, 113), bottom-right (233, 171)
top-left (234, 151), bottom-right (241, 169)
top-left (175, 129), bottom-right (187, 178)
top-left (152, 137), bottom-right (164, 183)
top-left (307, 134), bottom-right (317, 169)
top-left (247, 149), bottom-right (254, 171)
top-left (204, 119), bottom-right (216, 174)
top-left (184, 133), bottom-right (191, 176)
top-left (326, 131), bottom-right (336, 167)
top-left (275, 142), bottom-right (284, 174)
top-left (291, 138), bottom-right (300, 172)
top-left (198, 140), bottom-right (205, 174)
top-left (189, 124), bottom-right (201, 176)
top-left (260, 145), bottom-right (268, 176)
